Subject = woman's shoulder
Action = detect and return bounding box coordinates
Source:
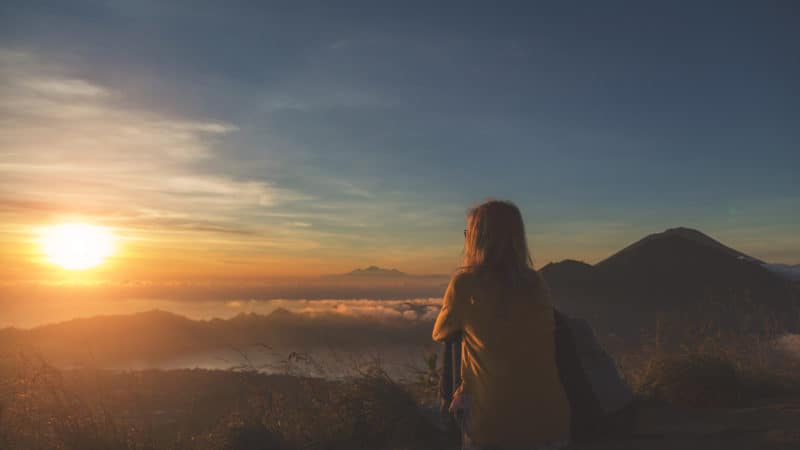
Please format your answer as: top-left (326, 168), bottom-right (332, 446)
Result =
top-left (449, 269), bottom-right (478, 289)
top-left (451, 268), bottom-right (542, 289)
top-left (442, 271), bottom-right (478, 305)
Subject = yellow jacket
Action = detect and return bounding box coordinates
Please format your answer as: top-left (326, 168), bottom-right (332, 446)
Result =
top-left (432, 269), bottom-right (570, 447)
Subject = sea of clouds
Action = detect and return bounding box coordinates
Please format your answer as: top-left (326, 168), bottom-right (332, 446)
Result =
top-left (0, 296), bottom-right (443, 329)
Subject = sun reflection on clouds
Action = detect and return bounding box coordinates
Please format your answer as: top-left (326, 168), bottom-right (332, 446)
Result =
top-left (223, 298), bottom-right (442, 322)
top-left (0, 293), bottom-right (444, 329)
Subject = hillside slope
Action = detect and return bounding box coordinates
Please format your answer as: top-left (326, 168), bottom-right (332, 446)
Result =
top-left (541, 228), bottom-right (799, 337)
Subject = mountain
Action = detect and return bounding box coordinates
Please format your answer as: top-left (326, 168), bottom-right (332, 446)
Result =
top-left (598, 227), bottom-right (764, 265)
top-left (0, 310), bottom-right (209, 365)
top-left (3, 228), bottom-right (796, 365)
top-left (541, 227), bottom-right (799, 337)
top-left (0, 308), bottom-right (433, 368)
top-left (335, 266), bottom-right (448, 279)
top-left (319, 266), bottom-right (449, 291)
top-left (345, 266), bottom-right (408, 277)
top-left (539, 259), bottom-right (595, 281)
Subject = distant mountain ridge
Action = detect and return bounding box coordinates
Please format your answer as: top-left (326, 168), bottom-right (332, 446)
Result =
top-left (596, 227), bottom-right (764, 266)
top-left (328, 265), bottom-right (447, 279)
top-left (540, 227), bottom-right (799, 337)
top-left (2, 227), bottom-right (796, 366)
top-left (346, 266), bottom-right (407, 277)
top-left (0, 308), bottom-right (432, 367)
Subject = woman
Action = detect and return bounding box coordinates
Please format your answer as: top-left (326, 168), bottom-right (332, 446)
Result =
top-left (432, 200), bottom-right (570, 450)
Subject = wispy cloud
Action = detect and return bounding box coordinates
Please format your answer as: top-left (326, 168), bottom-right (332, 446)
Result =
top-left (0, 49), bottom-right (316, 254)
top-left (0, 48), bottom-right (444, 273)
top-left (22, 77), bottom-right (109, 97)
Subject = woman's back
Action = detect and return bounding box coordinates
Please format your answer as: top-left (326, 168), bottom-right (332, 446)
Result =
top-left (433, 269), bottom-right (570, 448)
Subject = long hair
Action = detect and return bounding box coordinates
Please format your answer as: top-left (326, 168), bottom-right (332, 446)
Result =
top-left (461, 200), bottom-right (533, 283)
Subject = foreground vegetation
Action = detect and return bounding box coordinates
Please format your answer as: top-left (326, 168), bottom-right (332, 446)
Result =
top-left (617, 312), bottom-right (800, 408)
top-left (0, 355), bottom-right (453, 450)
top-left (2, 317), bottom-right (800, 450)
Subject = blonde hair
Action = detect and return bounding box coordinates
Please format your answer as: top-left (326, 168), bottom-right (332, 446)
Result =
top-left (461, 199), bottom-right (533, 281)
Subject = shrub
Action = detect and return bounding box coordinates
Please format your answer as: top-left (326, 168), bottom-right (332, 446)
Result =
top-left (326, 368), bottom-right (438, 449)
top-left (245, 367), bottom-right (445, 450)
top-left (636, 351), bottom-right (743, 407)
top-left (633, 347), bottom-right (800, 408)
top-left (203, 414), bottom-right (290, 450)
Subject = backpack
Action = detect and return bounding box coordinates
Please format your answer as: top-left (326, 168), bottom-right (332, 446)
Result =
top-left (554, 310), bottom-right (637, 442)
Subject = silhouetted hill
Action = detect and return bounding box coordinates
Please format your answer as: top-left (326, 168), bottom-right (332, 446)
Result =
top-left (541, 228), bottom-right (799, 337)
top-left (346, 266), bottom-right (407, 277)
top-left (540, 259), bottom-right (596, 285)
top-left (598, 227), bottom-right (763, 265)
top-left (0, 308), bottom-right (433, 368)
top-left (306, 266), bottom-right (448, 297)
top-left (0, 310), bottom-right (210, 365)
top-left (326, 266), bottom-right (447, 280)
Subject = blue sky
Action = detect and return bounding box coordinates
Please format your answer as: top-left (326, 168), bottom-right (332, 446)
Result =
top-left (0, 1), bottom-right (798, 279)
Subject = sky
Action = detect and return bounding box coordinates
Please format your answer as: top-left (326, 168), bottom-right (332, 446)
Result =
top-left (0, 1), bottom-right (798, 288)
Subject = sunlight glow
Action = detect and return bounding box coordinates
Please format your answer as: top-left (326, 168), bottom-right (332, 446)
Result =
top-left (40, 223), bottom-right (116, 270)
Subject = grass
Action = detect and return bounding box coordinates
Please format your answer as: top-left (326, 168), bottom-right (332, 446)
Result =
top-left (0, 354), bottom-right (454, 450)
top-left (615, 312), bottom-right (800, 408)
top-left (627, 347), bottom-right (800, 408)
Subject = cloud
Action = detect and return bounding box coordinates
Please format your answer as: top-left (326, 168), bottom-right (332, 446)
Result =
top-left (0, 47), bottom-right (465, 281)
top-left (159, 120), bottom-right (239, 134)
top-left (0, 49), bottom-right (430, 269)
top-left (21, 77), bottom-right (109, 97)
top-left (0, 284), bottom-right (445, 328)
top-left (162, 176), bottom-right (275, 206)
top-left (265, 298), bottom-right (442, 322)
top-left (0, 48), bottom-right (314, 250)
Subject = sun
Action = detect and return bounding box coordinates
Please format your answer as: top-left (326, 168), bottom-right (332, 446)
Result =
top-left (40, 223), bottom-right (117, 270)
